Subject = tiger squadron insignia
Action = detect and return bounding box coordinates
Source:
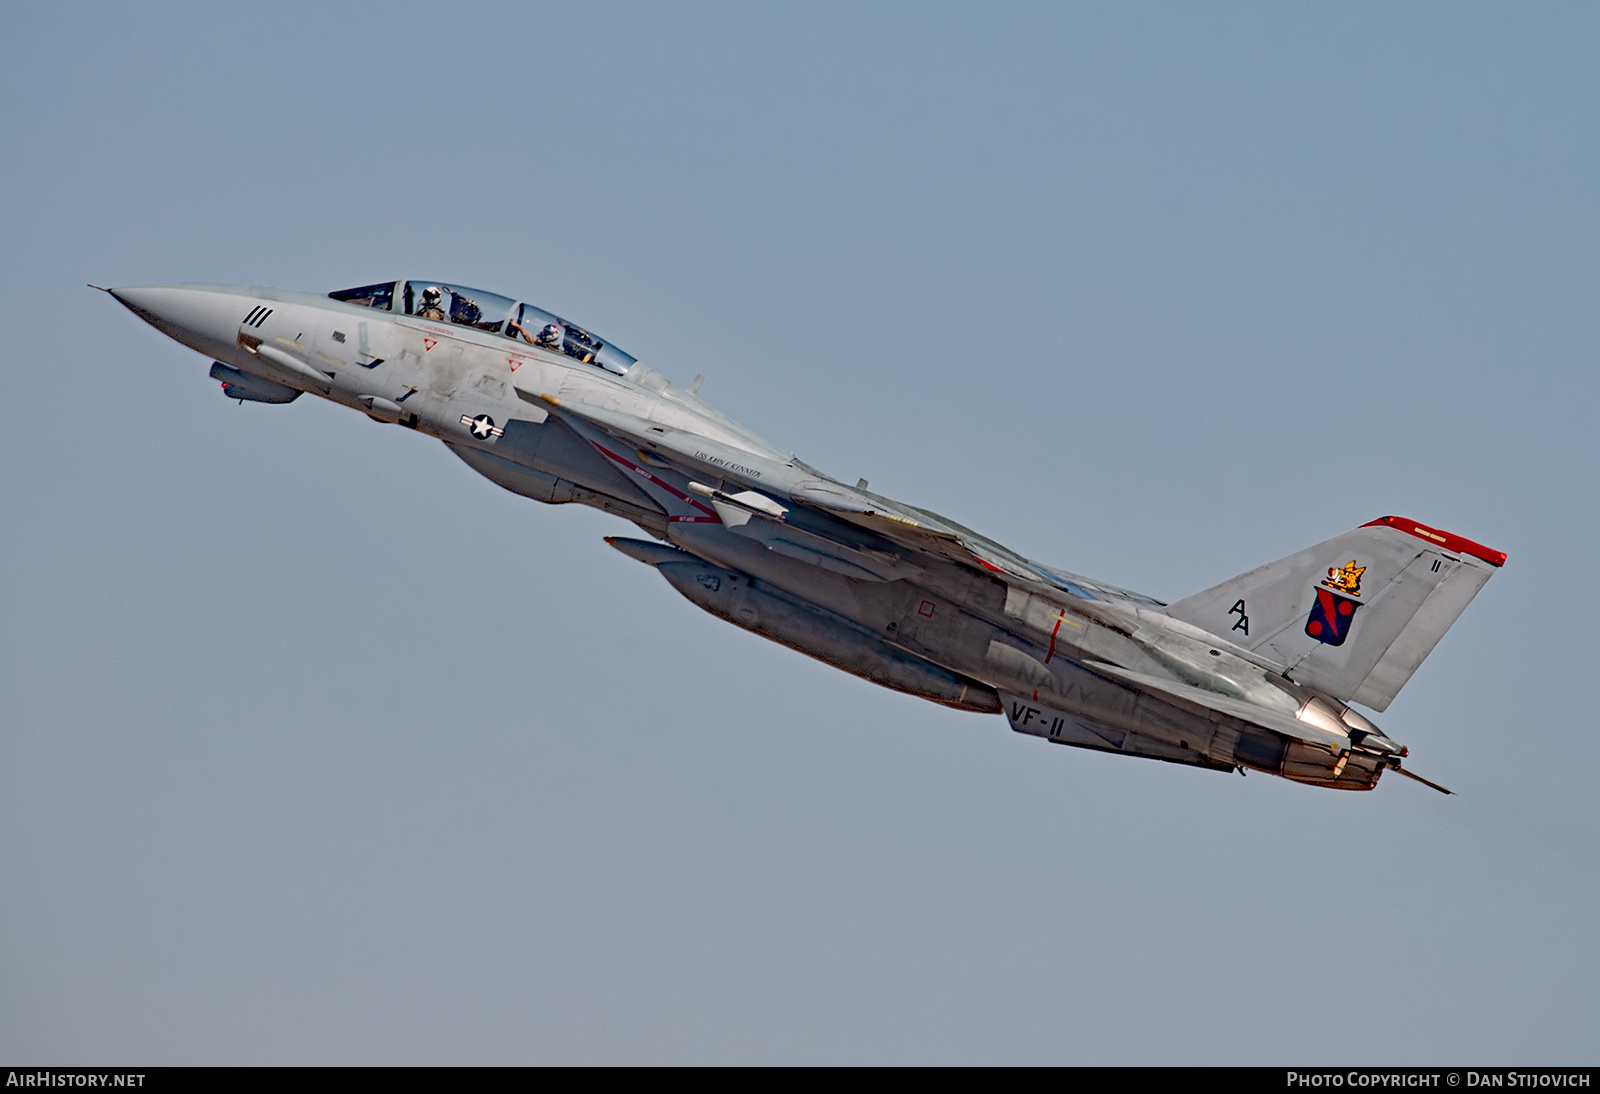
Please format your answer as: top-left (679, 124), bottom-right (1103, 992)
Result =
top-left (1321, 560), bottom-right (1366, 597)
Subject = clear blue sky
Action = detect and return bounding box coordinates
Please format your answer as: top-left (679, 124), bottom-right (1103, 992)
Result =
top-left (3, 1), bottom-right (1596, 1063)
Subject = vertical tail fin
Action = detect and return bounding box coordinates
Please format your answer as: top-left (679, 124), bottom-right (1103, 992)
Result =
top-left (1164, 517), bottom-right (1505, 711)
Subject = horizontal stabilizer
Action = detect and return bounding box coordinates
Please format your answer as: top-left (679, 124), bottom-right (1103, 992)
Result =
top-left (1082, 661), bottom-right (1348, 751)
top-left (1001, 691), bottom-right (1237, 772)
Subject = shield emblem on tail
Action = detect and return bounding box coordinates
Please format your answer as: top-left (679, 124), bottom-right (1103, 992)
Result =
top-left (1305, 587), bottom-right (1361, 646)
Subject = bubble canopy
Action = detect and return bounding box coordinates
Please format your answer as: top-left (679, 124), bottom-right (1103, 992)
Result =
top-left (328, 279), bottom-right (638, 376)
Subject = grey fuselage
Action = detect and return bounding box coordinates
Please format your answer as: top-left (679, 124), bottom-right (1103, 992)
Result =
top-left (108, 281), bottom-right (1452, 792)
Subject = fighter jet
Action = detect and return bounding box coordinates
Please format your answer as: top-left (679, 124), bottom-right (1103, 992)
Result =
top-left (102, 278), bottom-right (1506, 793)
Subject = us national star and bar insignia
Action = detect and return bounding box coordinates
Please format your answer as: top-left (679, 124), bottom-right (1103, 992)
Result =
top-left (461, 413), bottom-right (504, 440)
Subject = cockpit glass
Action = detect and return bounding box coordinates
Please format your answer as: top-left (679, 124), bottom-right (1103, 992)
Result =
top-left (350, 278), bottom-right (639, 374)
top-left (402, 281), bottom-right (514, 334)
top-left (328, 281), bottom-right (395, 310)
top-left (504, 302), bottom-right (638, 376)
top-left (506, 303), bottom-right (567, 352)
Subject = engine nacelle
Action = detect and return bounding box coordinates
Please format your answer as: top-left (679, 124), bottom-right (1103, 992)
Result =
top-left (628, 546), bottom-right (999, 714)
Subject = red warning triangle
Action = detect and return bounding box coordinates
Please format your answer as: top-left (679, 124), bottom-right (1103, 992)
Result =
top-left (423, 338), bottom-right (437, 351)
top-left (508, 357), bottom-right (522, 371)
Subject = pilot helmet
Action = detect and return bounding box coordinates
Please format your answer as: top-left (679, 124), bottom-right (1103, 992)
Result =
top-left (421, 286), bottom-right (443, 306)
top-left (540, 322), bottom-right (562, 341)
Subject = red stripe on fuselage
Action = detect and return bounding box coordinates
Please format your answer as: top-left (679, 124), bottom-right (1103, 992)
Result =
top-left (1044, 615), bottom-right (1064, 664)
top-left (591, 441), bottom-right (719, 518)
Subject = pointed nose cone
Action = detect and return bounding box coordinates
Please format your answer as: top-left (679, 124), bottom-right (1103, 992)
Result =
top-left (109, 284), bottom-right (246, 360)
